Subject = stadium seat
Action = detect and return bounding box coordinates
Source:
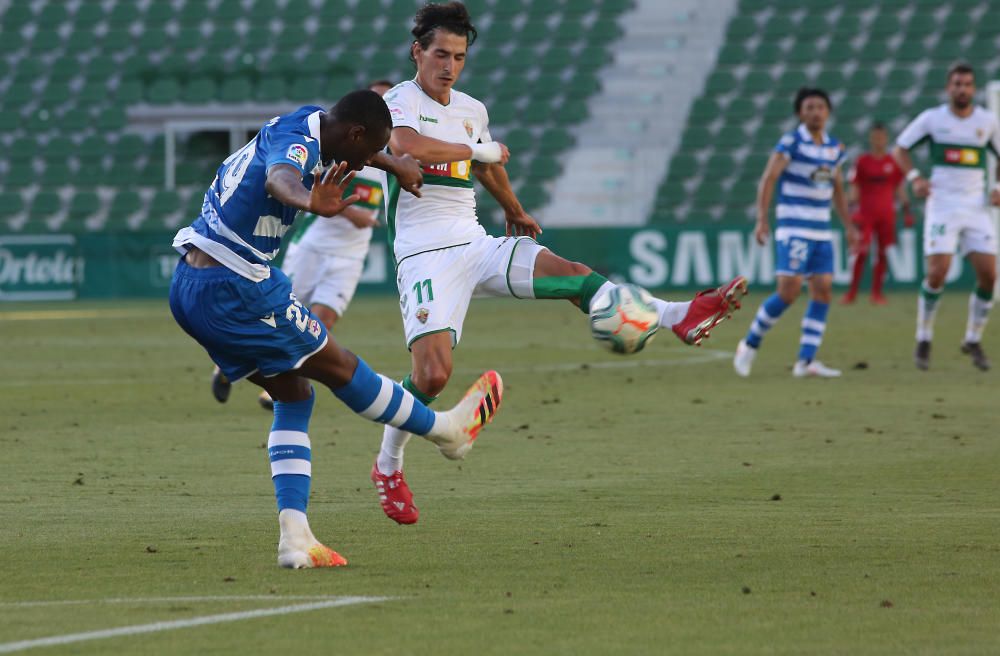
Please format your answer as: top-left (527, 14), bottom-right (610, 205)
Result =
top-left (30, 192), bottom-right (63, 218)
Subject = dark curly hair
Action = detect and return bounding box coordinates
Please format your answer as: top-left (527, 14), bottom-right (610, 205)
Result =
top-left (410, 2), bottom-right (478, 63)
top-left (793, 87), bottom-right (832, 114)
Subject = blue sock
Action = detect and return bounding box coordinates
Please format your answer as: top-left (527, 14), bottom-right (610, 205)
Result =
top-left (745, 293), bottom-right (790, 349)
top-left (332, 357), bottom-right (436, 435)
top-left (798, 300), bottom-right (830, 363)
top-left (268, 388), bottom-right (315, 513)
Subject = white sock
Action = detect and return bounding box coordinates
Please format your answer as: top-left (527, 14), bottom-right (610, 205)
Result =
top-left (964, 290), bottom-right (994, 343)
top-left (278, 508), bottom-right (315, 544)
top-left (916, 281), bottom-right (942, 342)
top-left (377, 425), bottom-right (412, 474)
top-left (649, 297), bottom-right (692, 328)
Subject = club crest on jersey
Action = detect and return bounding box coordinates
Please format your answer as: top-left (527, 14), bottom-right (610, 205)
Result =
top-left (286, 144), bottom-right (309, 168)
top-left (810, 166), bottom-right (833, 184)
top-left (463, 119), bottom-right (474, 137)
top-left (416, 308), bottom-right (429, 324)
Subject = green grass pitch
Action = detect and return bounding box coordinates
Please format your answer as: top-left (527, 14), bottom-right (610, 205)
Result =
top-left (1, 291), bottom-right (998, 655)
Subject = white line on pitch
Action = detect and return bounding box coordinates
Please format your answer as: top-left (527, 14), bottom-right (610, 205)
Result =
top-left (0, 596), bottom-right (392, 654)
top-left (0, 309), bottom-right (159, 322)
top-left (0, 595), bottom-right (355, 608)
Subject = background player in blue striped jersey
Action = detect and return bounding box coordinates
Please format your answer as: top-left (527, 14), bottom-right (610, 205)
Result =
top-left (168, 90), bottom-right (503, 569)
top-left (734, 88), bottom-right (858, 378)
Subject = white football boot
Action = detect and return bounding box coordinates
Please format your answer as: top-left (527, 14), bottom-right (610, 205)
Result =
top-left (733, 340), bottom-right (757, 378)
top-left (792, 360), bottom-right (842, 378)
top-left (277, 509), bottom-right (346, 568)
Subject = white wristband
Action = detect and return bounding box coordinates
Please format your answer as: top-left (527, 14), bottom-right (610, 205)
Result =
top-left (470, 142), bottom-right (502, 163)
top-left (906, 169), bottom-right (922, 183)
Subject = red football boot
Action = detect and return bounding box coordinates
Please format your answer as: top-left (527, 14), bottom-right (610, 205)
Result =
top-left (672, 276), bottom-right (748, 346)
top-left (371, 462), bottom-right (419, 525)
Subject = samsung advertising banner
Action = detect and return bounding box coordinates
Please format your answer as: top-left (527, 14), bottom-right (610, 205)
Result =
top-left (0, 226), bottom-right (979, 301)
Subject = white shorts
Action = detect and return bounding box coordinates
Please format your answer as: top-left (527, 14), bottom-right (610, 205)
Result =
top-left (282, 244), bottom-right (365, 317)
top-left (924, 200), bottom-right (998, 256)
top-left (396, 235), bottom-right (546, 348)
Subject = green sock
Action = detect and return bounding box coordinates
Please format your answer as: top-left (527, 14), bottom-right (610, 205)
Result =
top-left (402, 374), bottom-right (436, 406)
top-left (975, 287), bottom-right (993, 301)
top-left (533, 272), bottom-right (609, 314)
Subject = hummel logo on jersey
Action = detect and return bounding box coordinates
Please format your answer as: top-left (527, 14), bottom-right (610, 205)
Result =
top-left (260, 313), bottom-right (277, 328)
top-left (419, 114), bottom-right (438, 123)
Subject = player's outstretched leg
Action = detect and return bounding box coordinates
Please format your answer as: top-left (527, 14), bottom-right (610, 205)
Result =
top-left (312, 356), bottom-right (502, 456)
top-left (526, 247), bottom-right (746, 345)
top-left (669, 276), bottom-right (748, 346)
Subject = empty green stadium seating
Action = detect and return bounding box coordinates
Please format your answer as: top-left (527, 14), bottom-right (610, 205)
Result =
top-left (650, 0), bottom-right (995, 224)
top-left (2, 0), bottom-right (630, 232)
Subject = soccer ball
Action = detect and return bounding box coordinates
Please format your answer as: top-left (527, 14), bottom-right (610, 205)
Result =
top-left (589, 284), bottom-right (659, 355)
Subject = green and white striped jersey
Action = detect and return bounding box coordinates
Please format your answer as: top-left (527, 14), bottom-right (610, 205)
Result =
top-left (896, 104), bottom-right (1000, 204)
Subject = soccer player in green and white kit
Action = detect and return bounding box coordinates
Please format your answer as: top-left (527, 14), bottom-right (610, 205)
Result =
top-left (893, 62), bottom-right (1000, 371)
top-left (371, 2), bottom-right (748, 524)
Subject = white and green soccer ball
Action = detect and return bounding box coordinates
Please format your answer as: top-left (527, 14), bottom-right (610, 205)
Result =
top-left (589, 284), bottom-right (659, 355)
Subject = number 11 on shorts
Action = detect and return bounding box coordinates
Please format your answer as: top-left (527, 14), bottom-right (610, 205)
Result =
top-left (413, 278), bottom-right (434, 304)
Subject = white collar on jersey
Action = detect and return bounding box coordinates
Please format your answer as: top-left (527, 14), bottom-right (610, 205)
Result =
top-left (797, 123), bottom-right (829, 144)
top-left (307, 110), bottom-right (322, 146)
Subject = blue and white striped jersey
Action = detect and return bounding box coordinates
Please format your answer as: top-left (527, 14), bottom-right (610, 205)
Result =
top-left (173, 105), bottom-right (325, 281)
top-left (773, 124), bottom-right (846, 242)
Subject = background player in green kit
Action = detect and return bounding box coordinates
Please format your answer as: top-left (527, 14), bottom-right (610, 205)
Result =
top-left (893, 62), bottom-right (1000, 371)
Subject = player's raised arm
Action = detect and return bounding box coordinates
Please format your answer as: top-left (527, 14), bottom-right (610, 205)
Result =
top-left (472, 161), bottom-right (541, 238)
top-left (265, 161), bottom-right (360, 216)
top-left (754, 152), bottom-right (789, 245)
top-left (389, 126), bottom-right (507, 165)
top-left (368, 150), bottom-right (423, 198)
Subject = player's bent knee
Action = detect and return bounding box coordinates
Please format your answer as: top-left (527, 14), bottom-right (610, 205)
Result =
top-left (535, 251), bottom-right (591, 279)
top-left (413, 367), bottom-right (450, 397)
top-left (310, 304), bottom-right (340, 330)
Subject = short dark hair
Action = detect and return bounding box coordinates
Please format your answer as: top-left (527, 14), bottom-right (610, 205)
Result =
top-left (947, 61), bottom-right (975, 82)
top-left (870, 121), bottom-right (887, 131)
top-left (794, 87), bottom-right (832, 114)
top-left (368, 79), bottom-right (395, 90)
top-left (411, 1), bottom-right (477, 63)
top-left (330, 89), bottom-right (391, 135)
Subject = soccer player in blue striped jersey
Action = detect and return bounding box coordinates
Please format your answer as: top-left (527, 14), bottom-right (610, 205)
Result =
top-left (168, 90), bottom-right (503, 569)
top-left (734, 88), bottom-right (858, 378)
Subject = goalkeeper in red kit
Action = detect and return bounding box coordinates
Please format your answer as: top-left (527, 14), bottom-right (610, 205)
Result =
top-left (842, 122), bottom-right (912, 305)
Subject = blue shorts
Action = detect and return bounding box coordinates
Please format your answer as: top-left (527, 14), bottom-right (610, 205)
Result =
top-left (169, 259), bottom-right (329, 382)
top-left (775, 236), bottom-right (834, 277)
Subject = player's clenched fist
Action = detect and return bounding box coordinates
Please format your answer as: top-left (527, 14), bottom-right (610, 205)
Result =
top-left (393, 153), bottom-right (424, 198)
